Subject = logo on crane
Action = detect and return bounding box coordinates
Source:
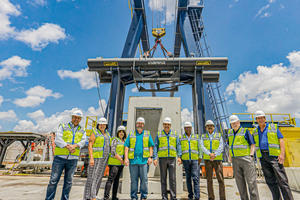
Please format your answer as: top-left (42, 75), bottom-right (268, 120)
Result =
top-left (148, 61), bottom-right (166, 65)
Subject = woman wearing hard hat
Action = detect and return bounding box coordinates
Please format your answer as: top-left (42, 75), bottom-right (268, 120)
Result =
top-left (83, 117), bottom-right (111, 200)
top-left (103, 125), bottom-right (127, 200)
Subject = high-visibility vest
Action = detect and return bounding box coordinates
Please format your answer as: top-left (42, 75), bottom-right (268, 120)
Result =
top-left (228, 127), bottom-right (251, 157)
top-left (128, 130), bottom-right (150, 159)
top-left (90, 129), bottom-right (110, 159)
top-left (54, 123), bottom-right (85, 157)
top-left (179, 133), bottom-right (199, 161)
top-left (108, 137), bottom-right (125, 165)
top-left (253, 123), bottom-right (281, 158)
top-left (202, 132), bottom-right (223, 161)
top-left (157, 130), bottom-right (177, 158)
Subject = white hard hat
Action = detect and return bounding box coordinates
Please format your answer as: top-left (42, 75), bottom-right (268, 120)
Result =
top-left (70, 110), bottom-right (83, 118)
top-left (205, 120), bottom-right (215, 126)
top-left (98, 117), bottom-right (108, 125)
top-left (117, 125), bottom-right (126, 131)
top-left (163, 117), bottom-right (172, 124)
top-left (255, 110), bottom-right (265, 118)
top-left (229, 115), bottom-right (239, 124)
top-left (184, 121), bottom-right (192, 128)
top-left (136, 117), bottom-right (145, 124)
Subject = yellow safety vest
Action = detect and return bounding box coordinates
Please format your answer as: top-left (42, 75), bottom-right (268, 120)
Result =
top-left (90, 129), bottom-right (110, 159)
top-left (202, 132), bottom-right (223, 161)
top-left (54, 123), bottom-right (85, 157)
top-left (108, 137), bottom-right (125, 165)
top-left (228, 127), bottom-right (251, 157)
top-left (179, 133), bottom-right (199, 161)
top-left (157, 130), bottom-right (177, 158)
top-left (253, 123), bottom-right (281, 158)
top-left (128, 130), bottom-right (150, 159)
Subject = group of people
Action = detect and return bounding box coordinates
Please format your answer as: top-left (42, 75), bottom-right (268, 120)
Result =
top-left (45, 109), bottom-right (294, 200)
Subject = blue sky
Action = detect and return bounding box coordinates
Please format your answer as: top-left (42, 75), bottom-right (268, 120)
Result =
top-left (0, 0), bottom-right (300, 132)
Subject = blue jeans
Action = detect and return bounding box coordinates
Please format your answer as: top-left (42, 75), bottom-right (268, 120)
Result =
top-left (182, 160), bottom-right (200, 200)
top-left (129, 164), bottom-right (148, 200)
top-left (45, 156), bottom-right (78, 200)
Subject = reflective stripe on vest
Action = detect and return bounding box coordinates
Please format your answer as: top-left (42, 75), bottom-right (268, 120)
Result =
top-left (253, 123), bottom-right (281, 158)
top-left (90, 129), bottom-right (110, 159)
top-left (54, 123), bottom-right (84, 157)
top-left (228, 128), bottom-right (250, 157)
top-left (202, 132), bottom-right (223, 161)
top-left (158, 130), bottom-right (177, 158)
top-left (179, 134), bottom-right (199, 160)
top-left (108, 137), bottom-right (125, 166)
top-left (128, 130), bottom-right (150, 159)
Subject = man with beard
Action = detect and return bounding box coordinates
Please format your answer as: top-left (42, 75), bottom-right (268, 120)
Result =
top-left (200, 120), bottom-right (226, 200)
top-left (124, 117), bottom-right (154, 200)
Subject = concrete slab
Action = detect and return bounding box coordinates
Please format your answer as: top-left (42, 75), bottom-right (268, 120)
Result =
top-left (0, 174), bottom-right (299, 200)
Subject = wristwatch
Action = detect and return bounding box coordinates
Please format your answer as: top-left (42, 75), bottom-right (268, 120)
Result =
top-left (150, 156), bottom-right (153, 158)
top-left (250, 155), bottom-right (254, 158)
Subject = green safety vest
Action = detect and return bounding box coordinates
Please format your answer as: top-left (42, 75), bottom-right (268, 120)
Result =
top-left (179, 133), bottom-right (199, 161)
top-left (253, 123), bottom-right (281, 158)
top-left (228, 127), bottom-right (251, 157)
top-left (90, 129), bottom-right (110, 159)
top-left (157, 130), bottom-right (177, 158)
top-left (202, 132), bottom-right (223, 161)
top-left (128, 130), bottom-right (150, 159)
top-left (108, 137), bottom-right (125, 165)
top-left (54, 123), bottom-right (85, 157)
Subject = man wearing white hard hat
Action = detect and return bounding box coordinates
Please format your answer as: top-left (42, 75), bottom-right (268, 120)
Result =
top-left (200, 120), bottom-right (226, 200)
top-left (179, 121), bottom-right (202, 200)
top-left (124, 117), bottom-right (154, 200)
top-left (253, 110), bottom-right (293, 200)
top-left (83, 117), bottom-right (111, 200)
top-left (228, 115), bottom-right (258, 200)
top-left (153, 117), bottom-right (182, 200)
top-left (46, 110), bottom-right (86, 200)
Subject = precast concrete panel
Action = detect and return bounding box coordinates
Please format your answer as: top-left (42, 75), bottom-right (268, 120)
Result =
top-left (122, 97), bottom-right (183, 194)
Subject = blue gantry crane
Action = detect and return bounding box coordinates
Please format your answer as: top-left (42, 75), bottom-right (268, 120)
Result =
top-left (88, 0), bottom-right (229, 159)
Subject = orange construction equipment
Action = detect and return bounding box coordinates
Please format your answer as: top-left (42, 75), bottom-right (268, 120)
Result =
top-left (201, 165), bottom-right (233, 178)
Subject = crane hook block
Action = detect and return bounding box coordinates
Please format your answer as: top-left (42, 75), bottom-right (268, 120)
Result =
top-left (152, 28), bottom-right (166, 38)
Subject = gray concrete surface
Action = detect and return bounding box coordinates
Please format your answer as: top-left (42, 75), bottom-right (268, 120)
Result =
top-left (0, 174), bottom-right (300, 200)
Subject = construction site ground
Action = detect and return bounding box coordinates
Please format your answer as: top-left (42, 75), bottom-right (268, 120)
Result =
top-left (0, 171), bottom-right (299, 200)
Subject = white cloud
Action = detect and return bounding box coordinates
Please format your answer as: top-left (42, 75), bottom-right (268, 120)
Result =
top-left (279, 4), bottom-right (284, 10)
top-left (27, 110), bottom-right (45, 120)
top-left (15, 23), bottom-right (67, 51)
top-left (0, 0), bottom-right (67, 50)
top-left (14, 96), bottom-right (46, 108)
top-left (0, 83), bottom-right (2, 86)
top-left (253, 4), bottom-right (270, 20)
top-left (28, 0), bottom-right (47, 6)
top-left (226, 51), bottom-right (300, 118)
top-left (0, 125), bottom-right (2, 130)
top-left (0, 110), bottom-right (17, 121)
top-left (148, 0), bottom-right (178, 25)
top-left (181, 108), bottom-right (193, 124)
top-left (261, 13), bottom-right (272, 18)
top-left (0, 0), bottom-right (20, 39)
top-left (131, 87), bottom-right (138, 93)
top-left (13, 120), bottom-right (38, 132)
top-left (58, 68), bottom-right (97, 90)
top-left (0, 95), bottom-right (4, 106)
top-left (14, 99), bottom-right (107, 133)
top-left (268, 0), bottom-right (276, 3)
top-left (14, 85), bottom-right (63, 108)
top-left (0, 56), bottom-right (31, 81)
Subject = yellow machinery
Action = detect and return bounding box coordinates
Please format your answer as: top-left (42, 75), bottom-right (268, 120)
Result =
top-left (233, 113), bottom-right (300, 167)
top-left (152, 28), bottom-right (166, 38)
top-left (85, 116), bottom-right (98, 137)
